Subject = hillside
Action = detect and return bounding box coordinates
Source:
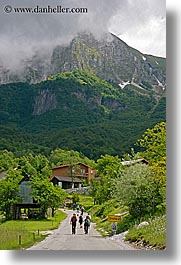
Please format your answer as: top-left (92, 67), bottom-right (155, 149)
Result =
top-left (0, 70), bottom-right (165, 159)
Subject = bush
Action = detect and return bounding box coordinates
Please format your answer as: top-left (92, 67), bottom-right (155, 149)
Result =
top-left (72, 194), bottom-right (79, 205)
top-left (117, 214), bottom-right (137, 233)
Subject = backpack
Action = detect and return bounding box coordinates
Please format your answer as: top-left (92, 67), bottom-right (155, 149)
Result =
top-left (79, 215), bottom-right (83, 222)
top-left (84, 218), bottom-right (90, 225)
top-left (72, 216), bottom-right (77, 224)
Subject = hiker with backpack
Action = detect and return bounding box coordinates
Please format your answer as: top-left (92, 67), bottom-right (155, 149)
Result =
top-left (80, 206), bottom-right (84, 215)
top-left (84, 215), bottom-right (90, 234)
top-left (87, 213), bottom-right (91, 222)
top-left (70, 213), bottom-right (77, 234)
top-left (76, 204), bottom-right (79, 212)
top-left (79, 213), bottom-right (83, 228)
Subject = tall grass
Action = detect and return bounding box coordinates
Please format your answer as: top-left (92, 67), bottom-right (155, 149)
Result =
top-left (125, 215), bottom-right (166, 249)
top-left (0, 210), bottom-right (67, 250)
top-left (0, 225), bottom-right (36, 250)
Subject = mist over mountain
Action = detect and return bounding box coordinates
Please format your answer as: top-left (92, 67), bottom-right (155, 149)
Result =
top-left (0, 0), bottom-right (122, 71)
top-left (0, 0), bottom-right (165, 67)
top-left (0, 32), bottom-right (166, 98)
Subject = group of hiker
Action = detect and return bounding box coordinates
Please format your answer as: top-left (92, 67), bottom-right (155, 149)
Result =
top-left (70, 206), bottom-right (91, 234)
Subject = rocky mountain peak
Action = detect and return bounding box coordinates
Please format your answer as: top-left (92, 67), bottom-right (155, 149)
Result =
top-left (50, 32), bottom-right (166, 93)
top-left (0, 31), bottom-right (166, 95)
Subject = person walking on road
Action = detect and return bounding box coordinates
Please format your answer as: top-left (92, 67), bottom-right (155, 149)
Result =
top-left (79, 213), bottom-right (83, 228)
top-left (87, 213), bottom-right (91, 222)
top-left (76, 204), bottom-right (80, 213)
top-left (84, 215), bottom-right (90, 234)
top-left (70, 213), bottom-right (77, 234)
top-left (81, 206), bottom-right (84, 215)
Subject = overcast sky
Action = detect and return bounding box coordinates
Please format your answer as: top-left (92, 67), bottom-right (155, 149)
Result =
top-left (0, 0), bottom-right (166, 69)
top-left (110, 0), bottom-right (166, 57)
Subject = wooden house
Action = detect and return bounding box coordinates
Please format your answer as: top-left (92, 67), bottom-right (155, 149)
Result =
top-left (50, 162), bottom-right (96, 189)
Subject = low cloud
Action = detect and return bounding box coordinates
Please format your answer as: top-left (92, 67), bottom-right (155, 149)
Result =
top-left (0, 0), bottom-right (165, 70)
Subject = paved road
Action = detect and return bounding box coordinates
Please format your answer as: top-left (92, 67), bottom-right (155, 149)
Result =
top-left (28, 210), bottom-right (136, 250)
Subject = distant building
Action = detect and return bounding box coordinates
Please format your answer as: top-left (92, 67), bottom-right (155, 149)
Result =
top-left (50, 162), bottom-right (96, 189)
top-left (13, 174), bottom-right (40, 219)
top-left (0, 171), bottom-right (40, 219)
top-left (121, 158), bottom-right (149, 166)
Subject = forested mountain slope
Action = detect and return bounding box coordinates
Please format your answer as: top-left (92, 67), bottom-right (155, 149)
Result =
top-left (0, 70), bottom-right (165, 158)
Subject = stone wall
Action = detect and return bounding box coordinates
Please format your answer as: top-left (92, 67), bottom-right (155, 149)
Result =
top-left (65, 187), bottom-right (90, 195)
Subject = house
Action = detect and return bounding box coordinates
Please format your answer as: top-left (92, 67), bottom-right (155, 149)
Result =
top-left (0, 171), bottom-right (40, 219)
top-left (13, 174), bottom-right (40, 219)
top-left (121, 158), bottom-right (149, 166)
top-left (50, 162), bottom-right (96, 189)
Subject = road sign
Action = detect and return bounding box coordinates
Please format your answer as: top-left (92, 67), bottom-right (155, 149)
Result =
top-left (111, 223), bottom-right (117, 235)
top-left (111, 223), bottom-right (117, 231)
top-left (108, 215), bottom-right (121, 222)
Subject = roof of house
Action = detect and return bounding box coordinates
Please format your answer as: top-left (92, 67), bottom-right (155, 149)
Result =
top-left (121, 158), bottom-right (149, 166)
top-left (51, 176), bottom-right (82, 183)
top-left (52, 162), bottom-right (91, 170)
top-left (0, 170), bottom-right (32, 182)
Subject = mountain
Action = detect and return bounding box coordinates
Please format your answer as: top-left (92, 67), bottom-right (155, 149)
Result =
top-left (51, 33), bottom-right (166, 93)
top-left (0, 70), bottom-right (166, 159)
top-left (0, 32), bottom-right (166, 158)
top-left (0, 32), bottom-right (166, 95)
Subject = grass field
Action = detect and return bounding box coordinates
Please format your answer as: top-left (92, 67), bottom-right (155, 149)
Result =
top-left (0, 210), bottom-right (67, 250)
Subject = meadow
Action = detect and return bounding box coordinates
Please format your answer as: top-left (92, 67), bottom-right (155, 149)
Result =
top-left (0, 210), bottom-right (67, 250)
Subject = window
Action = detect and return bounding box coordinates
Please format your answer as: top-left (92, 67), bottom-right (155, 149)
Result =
top-left (81, 169), bottom-right (86, 174)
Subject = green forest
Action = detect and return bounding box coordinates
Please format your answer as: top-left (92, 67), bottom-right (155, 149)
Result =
top-left (0, 70), bottom-right (165, 159)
